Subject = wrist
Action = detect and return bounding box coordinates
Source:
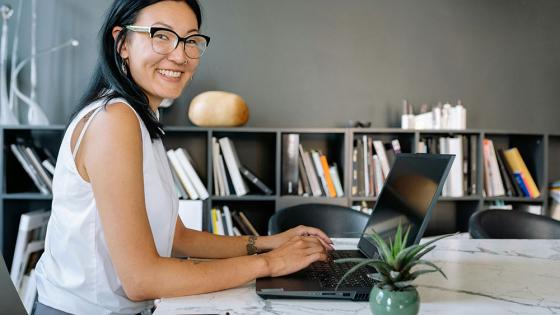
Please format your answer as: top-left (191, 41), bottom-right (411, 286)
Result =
top-left (255, 235), bottom-right (276, 251)
top-left (256, 254), bottom-right (272, 278)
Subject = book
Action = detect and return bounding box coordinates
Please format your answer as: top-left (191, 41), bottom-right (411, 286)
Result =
top-left (469, 135), bottom-right (478, 195)
top-left (351, 146), bottom-right (358, 196)
top-left (166, 150), bottom-right (199, 199)
top-left (41, 159), bottom-right (56, 176)
top-left (311, 150), bottom-right (329, 196)
top-left (282, 134), bottom-right (300, 195)
top-left (487, 140), bottom-right (505, 196)
top-left (11, 210), bottom-right (50, 287)
top-left (329, 164), bottom-right (344, 197)
top-left (373, 140), bottom-right (391, 178)
top-left (502, 147), bottom-right (540, 198)
top-left (211, 137), bottom-right (223, 196)
top-left (447, 137), bottom-right (464, 197)
top-left (170, 166), bottom-right (189, 199)
top-left (495, 149), bottom-right (515, 196)
top-left (231, 211), bottom-right (252, 235)
top-left (362, 136), bottom-right (369, 196)
top-left (499, 149), bottom-right (523, 197)
top-left (219, 137), bottom-right (249, 196)
top-left (239, 164), bottom-right (274, 195)
top-left (367, 137), bottom-right (375, 197)
top-left (222, 206), bottom-right (235, 236)
top-left (24, 146), bottom-right (53, 191)
top-left (319, 153), bottom-right (337, 197)
top-left (238, 211), bottom-right (259, 236)
top-left (356, 138), bottom-right (365, 196)
top-left (10, 144), bottom-right (50, 195)
top-left (373, 155), bottom-right (383, 195)
top-left (211, 208), bottom-right (219, 234)
top-left (215, 209), bottom-right (225, 235)
top-left (218, 153), bottom-right (231, 196)
top-left (175, 148), bottom-right (209, 200)
top-left (177, 200), bottom-right (203, 231)
top-left (513, 172), bottom-right (530, 197)
top-left (299, 145), bottom-right (322, 196)
top-left (297, 156), bottom-right (311, 196)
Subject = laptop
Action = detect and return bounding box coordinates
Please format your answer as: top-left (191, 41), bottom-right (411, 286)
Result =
top-left (0, 255), bottom-right (28, 315)
top-left (256, 153), bottom-right (454, 301)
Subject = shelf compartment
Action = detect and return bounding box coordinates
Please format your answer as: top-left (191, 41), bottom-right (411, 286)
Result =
top-left (209, 200), bottom-right (275, 236)
top-left (1, 199), bottom-right (52, 269)
top-left (211, 131), bottom-right (277, 196)
top-left (163, 130), bottom-right (209, 188)
top-left (3, 129), bottom-right (64, 194)
top-left (281, 132), bottom-right (346, 198)
top-left (484, 133), bottom-right (545, 196)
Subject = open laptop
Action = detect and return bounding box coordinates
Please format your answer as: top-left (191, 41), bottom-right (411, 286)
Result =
top-left (256, 153), bottom-right (454, 301)
top-left (0, 255), bottom-right (28, 315)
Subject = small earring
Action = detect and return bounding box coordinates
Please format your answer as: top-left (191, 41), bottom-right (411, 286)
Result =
top-left (121, 58), bottom-right (128, 75)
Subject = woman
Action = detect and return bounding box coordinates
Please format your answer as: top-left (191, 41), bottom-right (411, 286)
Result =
top-left (34, 1), bottom-right (332, 314)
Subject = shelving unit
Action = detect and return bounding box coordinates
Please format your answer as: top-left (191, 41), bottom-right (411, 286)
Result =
top-left (1, 125), bottom-right (557, 267)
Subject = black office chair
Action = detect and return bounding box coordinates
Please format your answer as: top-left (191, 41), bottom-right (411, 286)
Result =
top-left (268, 203), bottom-right (370, 237)
top-left (469, 209), bottom-right (560, 239)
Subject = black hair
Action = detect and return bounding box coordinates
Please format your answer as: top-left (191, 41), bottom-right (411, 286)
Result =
top-left (68, 0), bottom-right (203, 140)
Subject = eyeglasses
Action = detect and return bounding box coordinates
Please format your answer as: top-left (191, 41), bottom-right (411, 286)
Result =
top-left (125, 25), bottom-right (210, 59)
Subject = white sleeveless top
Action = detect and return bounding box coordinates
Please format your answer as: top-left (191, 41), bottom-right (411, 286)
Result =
top-left (35, 97), bottom-right (179, 315)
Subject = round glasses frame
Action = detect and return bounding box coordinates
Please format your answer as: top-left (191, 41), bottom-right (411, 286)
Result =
top-left (125, 25), bottom-right (210, 59)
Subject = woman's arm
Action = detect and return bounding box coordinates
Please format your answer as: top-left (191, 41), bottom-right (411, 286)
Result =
top-left (80, 103), bottom-right (328, 301)
top-left (172, 219), bottom-right (334, 259)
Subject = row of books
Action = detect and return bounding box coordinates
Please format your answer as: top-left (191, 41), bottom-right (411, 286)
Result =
top-left (210, 206), bottom-right (260, 236)
top-left (10, 139), bottom-right (56, 195)
top-left (482, 140), bottom-right (540, 198)
top-left (417, 135), bottom-right (477, 197)
top-left (351, 136), bottom-right (401, 197)
top-left (167, 147), bottom-right (209, 200)
top-left (282, 134), bottom-right (344, 197)
top-left (212, 137), bottom-right (274, 197)
top-left (10, 209), bottom-right (50, 313)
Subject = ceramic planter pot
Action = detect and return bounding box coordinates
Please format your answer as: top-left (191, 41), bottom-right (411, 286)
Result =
top-left (369, 286), bottom-right (420, 315)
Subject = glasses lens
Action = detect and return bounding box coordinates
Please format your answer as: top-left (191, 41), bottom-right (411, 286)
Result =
top-left (151, 29), bottom-right (178, 54)
top-left (184, 35), bottom-right (208, 59)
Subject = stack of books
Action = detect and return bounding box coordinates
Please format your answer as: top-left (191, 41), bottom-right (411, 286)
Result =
top-left (212, 137), bottom-right (273, 197)
top-left (210, 205), bottom-right (259, 236)
top-left (481, 140), bottom-right (540, 198)
top-left (282, 134), bottom-right (344, 197)
top-left (10, 210), bottom-right (50, 313)
top-left (10, 139), bottom-right (56, 195)
top-left (167, 147), bottom-right (209, 200)
top-left (351, 136), bottom-right (402, 197)
top-left (417, 135), bottom-right (478, 197)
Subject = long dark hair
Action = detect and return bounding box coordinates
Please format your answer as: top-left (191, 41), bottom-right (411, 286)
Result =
top-left (68, 0), bottom-right (202, 140)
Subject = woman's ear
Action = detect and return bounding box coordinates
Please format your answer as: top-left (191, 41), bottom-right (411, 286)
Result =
top-left (112, 26), bottom-right (129, 59)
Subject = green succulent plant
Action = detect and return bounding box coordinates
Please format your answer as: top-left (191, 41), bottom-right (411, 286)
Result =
top-left (335, 224), bottom-right (455, 291)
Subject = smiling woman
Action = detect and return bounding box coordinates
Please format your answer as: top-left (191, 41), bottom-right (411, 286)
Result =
top-left (32, 1), bottom-right (333, 314)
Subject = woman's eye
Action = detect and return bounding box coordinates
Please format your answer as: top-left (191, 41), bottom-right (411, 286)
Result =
top-left (155, 34), bottom-right (169, 40)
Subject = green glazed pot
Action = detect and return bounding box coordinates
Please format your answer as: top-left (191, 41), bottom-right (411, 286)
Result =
top-left (369, 286), bottom-right (420, 315)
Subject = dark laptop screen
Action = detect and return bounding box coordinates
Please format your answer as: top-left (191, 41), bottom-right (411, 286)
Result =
top-left (358, 154), bottom-right (454, 257)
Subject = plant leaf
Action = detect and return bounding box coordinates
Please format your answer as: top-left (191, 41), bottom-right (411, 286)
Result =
top-left (408, 268), bottom-right (440, 280)
top-left (367, 273), bottom-right (388, 282)
top-left (367, 233), bottom-right (392, 263)
top-left (407, 260), bottom-right (447, 279)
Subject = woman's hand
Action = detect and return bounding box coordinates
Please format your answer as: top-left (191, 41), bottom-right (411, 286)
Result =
top-left (260, 235), bottom-right (329, 277)
top-left (259, 225), bottom-right (334, 252)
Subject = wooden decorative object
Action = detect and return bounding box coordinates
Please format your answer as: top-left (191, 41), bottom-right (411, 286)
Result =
top-left (188, 91), bottom-right (249, 127)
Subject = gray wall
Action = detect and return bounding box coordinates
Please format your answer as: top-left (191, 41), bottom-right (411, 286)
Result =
top-left (10, 0), bottom-right (560, 132)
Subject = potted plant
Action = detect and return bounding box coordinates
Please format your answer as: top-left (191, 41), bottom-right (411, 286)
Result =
top-left (335, 224), bottom-right (454, 315)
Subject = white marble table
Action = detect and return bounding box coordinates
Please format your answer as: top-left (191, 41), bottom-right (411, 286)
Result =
top-left (154, 237), bottom-right (560, 315)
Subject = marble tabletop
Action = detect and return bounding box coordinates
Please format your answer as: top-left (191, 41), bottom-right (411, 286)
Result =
top-left (153, 237), bottom-right (560, 315)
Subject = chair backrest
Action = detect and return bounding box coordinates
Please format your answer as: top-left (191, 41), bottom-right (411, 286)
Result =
top-left (268, 203), bottom-right (370, 237)
top-left (469, 209), bottom-right (560, 239)
top-left (0, 255), bottom-right (28, 315)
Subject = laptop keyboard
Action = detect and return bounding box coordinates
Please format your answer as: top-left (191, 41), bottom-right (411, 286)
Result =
top-left (306, 251), bottom-right (377, 289)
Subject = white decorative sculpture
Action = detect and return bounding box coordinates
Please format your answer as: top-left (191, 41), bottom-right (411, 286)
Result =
top-left (0, 4), bottom-right (18, 124)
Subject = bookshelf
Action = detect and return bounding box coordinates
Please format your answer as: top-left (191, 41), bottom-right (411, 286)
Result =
top-left (1, 125), bottom-right (558, 267)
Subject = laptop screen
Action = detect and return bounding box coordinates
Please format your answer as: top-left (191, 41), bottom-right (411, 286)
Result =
top-left (357, 153), bottom-right (454, 258)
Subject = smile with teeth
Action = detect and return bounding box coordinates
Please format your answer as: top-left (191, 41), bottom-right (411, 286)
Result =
top-left (157, 69), bottom-right (182, 78)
